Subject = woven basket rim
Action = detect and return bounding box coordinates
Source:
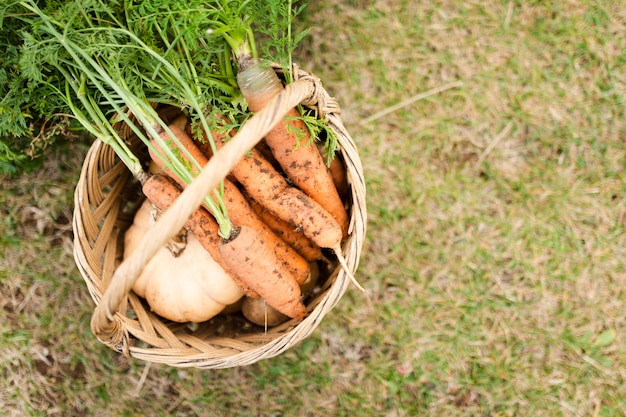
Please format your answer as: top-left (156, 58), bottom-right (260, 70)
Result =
top-left (72, 65), bottom-right (367, 369)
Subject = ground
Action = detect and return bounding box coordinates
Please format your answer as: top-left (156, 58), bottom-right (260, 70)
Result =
top-left (1, 0), bottom-right (625, 416)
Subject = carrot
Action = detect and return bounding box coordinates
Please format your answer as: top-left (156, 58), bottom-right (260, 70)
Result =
top-left (236, 64), bottom-right (350, 237)
top-left (209, 130), bottom-right (342, 250)
top-left (220, 179), bottom-right (311, 285)
top-left (141, 174), bottom-right (257, 297)
top-left (220, 225), bottom-right (307, 319)
top-left (326, 151), bottom-right (350, 202)
top-left (255, 139), bottom-right (282, 173)
top-left (245, 191), bottom-right (323, 262)
top-left (170, 113), bottom-right (189, 133)
top-left (215, 136), bottom-right (363, 291)
top-left (149, 125), bottom-right (311, 285)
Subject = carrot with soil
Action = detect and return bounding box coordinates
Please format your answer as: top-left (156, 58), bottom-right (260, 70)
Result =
top-left (198, 120), bottom-right (324, 261)
top-left (209, 129), bottom-right (342, 249)
top-left (237, 65), bottom-right (350, 238)
top-left (246, 193), bottom-right (323, 262)
top-left (220, 225), bottom-right (307, 319)
top-left (208, 127), bottom-right (363, 290)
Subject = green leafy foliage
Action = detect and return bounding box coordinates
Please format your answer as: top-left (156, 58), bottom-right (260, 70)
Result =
top-left (1, 0), bottom-right (314, 174)
top-left (0, 1), bottom-right (130, 173)
top-left (0, 2), bottom-right (65, 172)
top-left (249, 0), bottom-right (310, 82)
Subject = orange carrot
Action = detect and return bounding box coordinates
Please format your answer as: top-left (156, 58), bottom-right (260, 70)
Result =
top-left (255, 139), bottom-right (282, 173)
top-left (222, 140), bottom-right (362, 291)
top-left (326, 151), bottom-right (350, 202)
top-left (141, 174), bottom-right (257, 297)
top-left (245, 191), bottom-right (323, 262)
top-left (149, 125), bottom-right (311, 286)
top-left (220, 225), bottom-right (307, 319)
top-left (208, 130), bottom-right (342, 250)
top-left (220, 179), bottom-right (311, 285)
top-left (236, 65), bottom-right (350, 238)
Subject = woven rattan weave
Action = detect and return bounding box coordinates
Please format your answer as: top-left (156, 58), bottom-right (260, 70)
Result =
top-left (72, 66), bottom-right (366, 369)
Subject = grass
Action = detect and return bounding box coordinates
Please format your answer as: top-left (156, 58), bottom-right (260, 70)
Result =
top-left (1, 0), bottom-right (626, 415)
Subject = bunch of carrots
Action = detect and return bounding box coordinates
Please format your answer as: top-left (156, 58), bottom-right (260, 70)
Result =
top-left (12, 0), bottom-right (359, 323)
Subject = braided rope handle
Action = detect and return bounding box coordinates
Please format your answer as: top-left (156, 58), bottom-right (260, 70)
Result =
top-left (91, 77), bottom-right (318, 343)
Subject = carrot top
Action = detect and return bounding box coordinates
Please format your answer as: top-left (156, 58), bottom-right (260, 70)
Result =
top-left (15, 0), bottom-right (342, 239)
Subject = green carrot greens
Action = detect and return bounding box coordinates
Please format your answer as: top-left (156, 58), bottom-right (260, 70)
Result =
top-left (16, 0), bottom-right (236, 236)
top-left (2, 0), bottom-right (341, 235)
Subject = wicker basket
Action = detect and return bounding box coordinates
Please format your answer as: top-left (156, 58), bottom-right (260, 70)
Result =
top-left (72, 66), bottom-right (366, 369)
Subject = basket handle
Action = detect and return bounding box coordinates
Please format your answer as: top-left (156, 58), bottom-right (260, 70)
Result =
top-left (91, 78), bottom-right (317, 345)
